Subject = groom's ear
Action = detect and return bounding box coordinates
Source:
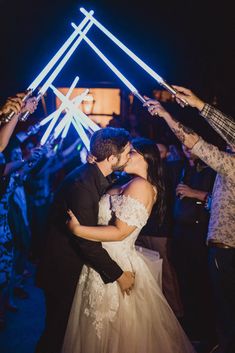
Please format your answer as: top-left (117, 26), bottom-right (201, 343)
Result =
top-left (107, 155), bottom-right (117, 164)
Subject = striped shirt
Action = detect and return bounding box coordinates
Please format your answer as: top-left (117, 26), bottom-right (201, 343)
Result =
top-left (200, 104), bottom-right (235, 147)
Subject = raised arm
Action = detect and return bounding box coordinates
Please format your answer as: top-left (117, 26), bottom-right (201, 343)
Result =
top-left (173, 86), bottom-right (235, 147)
top-left (143, 98), bottom-right (200, 149)
top-left (144, 99), bottom-right (235, 180)
top-left (67, 178), bottom-right (154, 242)
top-left (0, 95), bottom-right (38, 152)
top-left (191, 138), bottom-right (235, 181)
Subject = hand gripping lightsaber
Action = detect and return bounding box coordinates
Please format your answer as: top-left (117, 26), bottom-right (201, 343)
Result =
top-left (3, 11), bottom-right (94, 123)
top-left (79, 8), bottom-right (188, 106)
top-left (71, 23), bottom-right (146, 104)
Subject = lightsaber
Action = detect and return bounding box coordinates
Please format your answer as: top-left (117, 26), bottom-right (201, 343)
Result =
top-left (3, 12), bottom-right (94, 123)
top-left (61, 115), bottom-right (73, 139)
top-left (20, 19), bottom-right (94, 122)
top-left (50, 85), bottom-right (100, 131)
top-left (54, 112), bottom-right (72, 139)
top-left (29, 12), bottom-right (93, 92)
top-left (54, 88), bottom-right (90, 139)
top-left (41, 76), bottom-right (79, 145)
top-left (79, 8), bottom-right (188, 106)
top-left (39, 85), bottom-right (86, 127)
top-left (72, 118), bottom-right (90, 150)
top-left (71, 23), bottom-right (146, 104)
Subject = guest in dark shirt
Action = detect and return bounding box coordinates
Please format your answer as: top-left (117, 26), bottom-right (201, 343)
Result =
top-left (171, 144), bottom-right (216, 346)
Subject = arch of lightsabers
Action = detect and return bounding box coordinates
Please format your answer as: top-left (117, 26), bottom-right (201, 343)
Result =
top-left (4, 7), bottom-right (187, 152)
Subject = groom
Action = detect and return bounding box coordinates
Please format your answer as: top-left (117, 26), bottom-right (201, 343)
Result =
top-left (35, 127), bottom-right (135, 353)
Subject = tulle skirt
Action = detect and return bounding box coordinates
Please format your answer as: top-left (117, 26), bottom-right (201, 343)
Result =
top-left (62, 249), bottom-right (195, 353)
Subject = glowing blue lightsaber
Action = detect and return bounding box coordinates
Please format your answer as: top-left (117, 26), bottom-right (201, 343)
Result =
top-left (21, 19), bottom-right (94, 122)
top-left (71, 23), bottom-right (146, 104)
top-left (54, 112), bottom-right (72, 139)
top-left (4, 12), bottom-right (93, 123)
top-left (39, 111), bottom-right (58, 127)
top-left (79, 8), bottom-right (188, 106)
top-left (61, 115), bottom-right (73, 139)
top-left (54, 88), bottom-right (91, 139)
top-left (41, 76), bottom-right (79, 145)
top-left (39, 85), bottom-right (85, 127)
top-left (72, 118), bottom-right (90, 150)
top-left (50, 85), bottom-right (100, 131)
top-left (28, 12), bottom-right (93, 91)
top-left (80, 8), bottom-right (163, 83)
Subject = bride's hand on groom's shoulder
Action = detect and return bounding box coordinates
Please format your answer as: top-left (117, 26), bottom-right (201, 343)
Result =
top-left (66, 210), bottom-right (80, 233)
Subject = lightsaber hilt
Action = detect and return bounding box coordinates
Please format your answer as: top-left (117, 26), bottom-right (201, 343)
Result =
top-left (159, 80), bottom-right (188, 106)
top-left (19, 91), bottom-right (43, 122)
top-left (133, 91), bottom-right (146, 104)
top-left (0, 90), bottom-right (33, 123)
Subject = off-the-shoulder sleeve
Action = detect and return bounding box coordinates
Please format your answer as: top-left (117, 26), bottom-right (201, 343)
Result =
top-left (111, 194), bottom-right (149, 229)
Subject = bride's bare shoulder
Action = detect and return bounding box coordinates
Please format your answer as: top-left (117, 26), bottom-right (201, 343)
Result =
top-left (122, 177), bottom-right (155, 204)
top-left (124, 177), bottom-right (152, 191)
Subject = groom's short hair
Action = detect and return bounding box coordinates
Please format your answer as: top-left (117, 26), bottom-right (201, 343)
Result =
top-left (90, 128), bottom-right (130, 162)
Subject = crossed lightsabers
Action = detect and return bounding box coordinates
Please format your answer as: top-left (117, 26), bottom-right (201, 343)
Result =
top-left (5, 7), bottom-right (187, 149)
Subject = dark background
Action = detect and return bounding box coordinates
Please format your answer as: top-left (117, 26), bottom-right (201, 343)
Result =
top-left (0, 0), bottom-right (234, 115)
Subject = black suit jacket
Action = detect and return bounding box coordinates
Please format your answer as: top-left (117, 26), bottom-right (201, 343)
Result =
top-left (37, 163), bottom-right (123, 294)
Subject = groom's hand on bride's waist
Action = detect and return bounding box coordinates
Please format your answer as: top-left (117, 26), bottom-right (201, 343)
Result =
top-left (117, 271), bottom-right (135, 296)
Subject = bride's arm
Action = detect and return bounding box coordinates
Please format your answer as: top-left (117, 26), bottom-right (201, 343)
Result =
top-left (67, 178), bottom-right (153, 242)
top-left (68, 213), bottom-right (136, 242)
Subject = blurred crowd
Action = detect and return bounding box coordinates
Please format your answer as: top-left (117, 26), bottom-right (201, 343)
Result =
top-left (0, 86), bottom-right (234, 353)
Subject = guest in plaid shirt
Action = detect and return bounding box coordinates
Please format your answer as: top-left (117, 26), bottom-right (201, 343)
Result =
top-left (144, 98), bottom-right (235, 353)
top-left (172, 85), bottom-right (235, 148)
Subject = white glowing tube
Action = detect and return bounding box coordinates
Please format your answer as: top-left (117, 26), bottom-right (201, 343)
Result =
top-left (28, 12), bottom-right (93, 92)
top-left (61, 116), bottom-right (73, 139)
top-left (72, 118), bottom-right (90, 150)
top-left (78, 9), bottom-right (188, 105)
top-left (50, 85), bottom-right (100, 131)
top-left (41, 77), bottom-right (79, 145)
top-left (71, 23), bottom-right (145, 103)
top-left (40, 110), bottom-right (61, 145)
top-left (39, 76), bottom-right (80, 127)
top-left (54, 112), bottom-right (72, 139)
top-left (79, 8), bottom-right (164, 83)
top-left (39, 111), bottom-right (57, 127)
top-left (39, 21), bottom-right (93, 96)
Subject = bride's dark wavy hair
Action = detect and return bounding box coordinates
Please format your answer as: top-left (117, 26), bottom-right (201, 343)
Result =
top-left (132, 137), bottom-right (166, 224)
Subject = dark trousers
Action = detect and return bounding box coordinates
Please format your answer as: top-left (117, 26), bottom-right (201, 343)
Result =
top-left (172, 225), bottom-right (216, 341)
top-left (35, 282), bottom-right (77, 353)
top-left (208, 247), bottom-right (235, 353)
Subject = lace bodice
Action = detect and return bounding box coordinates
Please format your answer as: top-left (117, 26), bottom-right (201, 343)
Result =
top-left (98, 193), bottom-right (149, 255)
top-left (73, 193), bottom-right (150, 340)
top-left (64, 192), bottom-right (195, 353)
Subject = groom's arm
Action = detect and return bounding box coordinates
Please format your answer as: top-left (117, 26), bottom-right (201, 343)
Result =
top-left (67, 185), bottom-right (123, 284)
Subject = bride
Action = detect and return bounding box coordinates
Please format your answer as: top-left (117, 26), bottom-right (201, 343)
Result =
top-left (62, 137), bottom-right (195, 353)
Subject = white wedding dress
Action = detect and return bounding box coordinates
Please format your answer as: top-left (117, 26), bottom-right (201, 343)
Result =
top-left (62, 194), bottom-right (195, 353)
